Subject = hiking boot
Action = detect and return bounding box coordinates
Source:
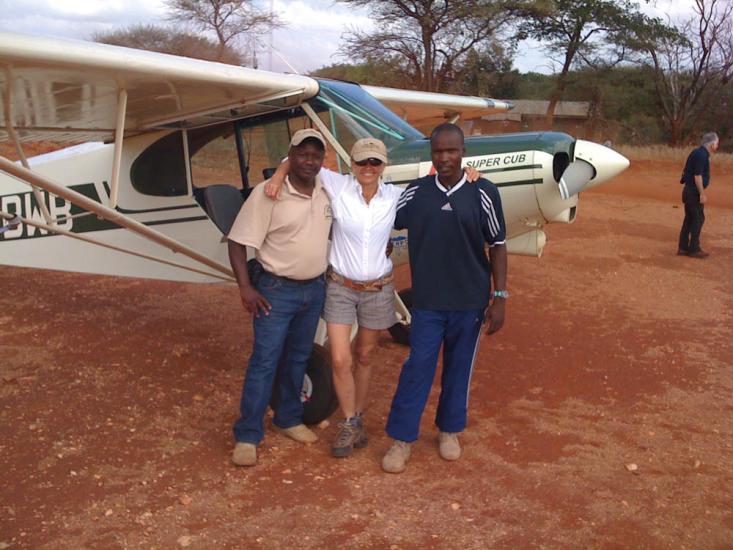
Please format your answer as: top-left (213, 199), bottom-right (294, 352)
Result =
top-left (676, 249), bottom-right (688, 256)
top-left (232, 442), bottom-right (257, 466)
top-left (356, 412), bottom-right (369, 446)
top-left (331, 417), bottom-right (367, 458)
top-left (382, 439), bottom-right (411, 473)
top-left (273, 423), bottom-right (318, 444)
top-left (438, 431), bottom-right (461, 461)
top-left (688, 249), bottom-right (710, 259)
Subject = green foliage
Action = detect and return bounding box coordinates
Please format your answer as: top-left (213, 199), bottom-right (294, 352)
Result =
top-left (454, 45), bottom-right (518, 96)
top-left (337, 0), bottom-right (522, 92)
top-left (92, 24), bottom-right (244, 65)
top-left (311, 62), bottom-right (407, 89)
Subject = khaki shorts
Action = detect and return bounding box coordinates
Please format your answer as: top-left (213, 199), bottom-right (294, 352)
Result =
top-left (323, 278), bottom-right (396, 330)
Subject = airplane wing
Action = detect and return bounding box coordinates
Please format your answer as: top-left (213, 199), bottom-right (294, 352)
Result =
top-left (362, 85), bottom-right (513, 128)
top-left (0, 32), bottom-right (320, 143)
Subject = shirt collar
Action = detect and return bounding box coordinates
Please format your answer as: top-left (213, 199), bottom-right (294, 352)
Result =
top-left (350, 175), bottom-right (385, 199)
top-left (434, 173), bottom-right (467, 196)
top-left (285, 174), bottom-right (322, 198)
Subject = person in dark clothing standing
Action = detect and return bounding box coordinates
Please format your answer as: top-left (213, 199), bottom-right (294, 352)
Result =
top-left (678, 132), bottom-right (719, 258)
top-left (381, 124), bottom-right (508, 474)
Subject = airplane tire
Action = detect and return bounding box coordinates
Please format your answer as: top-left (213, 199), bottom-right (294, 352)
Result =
top-left (388, 288), bottom-right (413, 347)
top-left (270, 344), bottom-right (339, 426)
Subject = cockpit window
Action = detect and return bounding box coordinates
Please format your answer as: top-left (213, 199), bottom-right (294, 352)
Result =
top-left (314, 80), bottom-right (424, 153)
top-left (130, 132), bottom-right (188, 196)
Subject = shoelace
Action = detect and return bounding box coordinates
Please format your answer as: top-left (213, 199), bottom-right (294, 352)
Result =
top-left (334, 422), bottom-right (360, 446)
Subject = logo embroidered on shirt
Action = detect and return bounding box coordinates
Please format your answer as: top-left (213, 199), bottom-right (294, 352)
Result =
top-left (441, 202), bottom-right (453, 211)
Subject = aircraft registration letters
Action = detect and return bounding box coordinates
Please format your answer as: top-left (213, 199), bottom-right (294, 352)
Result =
top-left (0, 183), bottom-right (116, 240)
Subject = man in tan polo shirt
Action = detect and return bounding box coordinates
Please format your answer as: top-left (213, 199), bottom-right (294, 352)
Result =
top-left (227, 129), bottom-right (332, 466)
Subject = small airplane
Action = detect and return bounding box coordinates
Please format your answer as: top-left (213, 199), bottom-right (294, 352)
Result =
top-left (0, 32), bottom-right (629, 423)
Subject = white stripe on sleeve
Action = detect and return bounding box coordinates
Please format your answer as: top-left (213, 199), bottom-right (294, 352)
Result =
top-left (479, 189), bottom-right (501, 237)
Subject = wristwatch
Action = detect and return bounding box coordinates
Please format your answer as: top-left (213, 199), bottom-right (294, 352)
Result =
top-left (492, 290), bottom-right (509, 299)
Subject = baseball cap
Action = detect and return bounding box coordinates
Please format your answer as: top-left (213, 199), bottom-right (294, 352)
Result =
top-left (351, 138), bottom-right (388, 163)
top-left (290, 128), bottom-right (326, 148)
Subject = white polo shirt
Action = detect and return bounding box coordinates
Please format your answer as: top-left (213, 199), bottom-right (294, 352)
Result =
top-left (320, 168), bottom-right (404, 281)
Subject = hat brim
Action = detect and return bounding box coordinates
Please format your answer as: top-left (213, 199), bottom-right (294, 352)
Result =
top-left (290, 133), bottom-right (326, 148)
top-left (351, 151), bottom-right (388, 163)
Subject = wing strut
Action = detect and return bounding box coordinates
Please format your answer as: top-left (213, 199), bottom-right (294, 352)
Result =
top-left (0, 210), bottom-right (233, 282)
top-left (0, 156), bottom-right (235, 280)
top-left (109, 89), bottom-right (127, 209)
top-left (3, 67), bottom-right (53, 224)
top-left (301, 102), bottom-right (350, 166)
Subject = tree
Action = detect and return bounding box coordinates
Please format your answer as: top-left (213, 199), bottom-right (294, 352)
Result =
top-left (517, 0), bottom-right (672, 126)
top-left (311, 61), bottom-right (407, 89)
top-left (455, 44), bottom-right (518, 97)
top-left (634, 0), bottom-right (733, 145)
top-left (337, 0), bottom-right (533, 93)
top-left (166, 0), bottom-right (281, 65)
top-left (93, 24), bottom-right (244, 65)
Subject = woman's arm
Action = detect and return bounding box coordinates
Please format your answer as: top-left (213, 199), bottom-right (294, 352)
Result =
top-left (264, 161), bottom-right (348, 199)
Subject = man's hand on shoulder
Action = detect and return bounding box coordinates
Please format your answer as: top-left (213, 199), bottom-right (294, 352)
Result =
top-left (239, 284), bottom-right (272, 317)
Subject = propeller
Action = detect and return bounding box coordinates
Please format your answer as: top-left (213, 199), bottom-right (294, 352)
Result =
top-left (558, 159), bottom-right (595, 200)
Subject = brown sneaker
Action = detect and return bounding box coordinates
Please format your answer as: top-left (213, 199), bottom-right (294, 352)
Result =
top-left (232, 442), bottom-right (257, 466)
top-left (688, 249), bottom-right (710, 259)
top-left (382, 439), bottom-right (411, 473)
top-left (274, 423), bottom-right (318, 444)
top-left (332, 417), bottom-right (367, 458)
top-left (676, 249), bottom-right (688, 256)
top-left (438, 432), bottom-right (461, 461)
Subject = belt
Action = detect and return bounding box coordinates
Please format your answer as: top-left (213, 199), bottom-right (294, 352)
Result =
top-left (327, 268), bottom-right (393, 292)
top-left (267, 271), bottom-right (324, 285)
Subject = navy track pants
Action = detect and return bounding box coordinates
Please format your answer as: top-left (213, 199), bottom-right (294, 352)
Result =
top-left (386, 308), bottom-right (484, 442)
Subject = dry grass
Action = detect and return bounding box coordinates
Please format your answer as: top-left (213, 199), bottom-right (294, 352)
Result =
top-left (617, 144), bottom-right (733, 166)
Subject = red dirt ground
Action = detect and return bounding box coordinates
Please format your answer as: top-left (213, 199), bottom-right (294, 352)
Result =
top-left (1, 156), bottom-right (732, 549)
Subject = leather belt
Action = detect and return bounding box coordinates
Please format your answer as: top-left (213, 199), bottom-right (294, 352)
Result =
top-left (327, 268), bottom-right (393, 292)
top-left (269, 271), bottom-right (324, 285)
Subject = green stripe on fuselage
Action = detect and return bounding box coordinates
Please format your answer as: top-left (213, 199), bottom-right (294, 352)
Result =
top-left (386, 131), bottom-right (575, 165)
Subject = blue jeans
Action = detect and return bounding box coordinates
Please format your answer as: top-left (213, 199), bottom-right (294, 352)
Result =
top-left (386, 308), bottom-right (484, 442)
top-left (233, 272), bottom-right (326, 444)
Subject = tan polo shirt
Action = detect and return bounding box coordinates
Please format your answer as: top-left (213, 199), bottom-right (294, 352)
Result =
top-left (228, 176), bottom-right (332, 280)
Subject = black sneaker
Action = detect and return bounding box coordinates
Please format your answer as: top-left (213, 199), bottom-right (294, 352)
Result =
top-left (689, 249), bottom-right (710, 259)
top-left (331, 417), bottom-right (367, 458)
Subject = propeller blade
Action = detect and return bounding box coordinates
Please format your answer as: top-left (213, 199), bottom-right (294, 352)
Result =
top-left (558, 159), bottom-right (595, 200)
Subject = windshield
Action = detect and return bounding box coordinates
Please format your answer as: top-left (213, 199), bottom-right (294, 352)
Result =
top-left (313, 80), bottom-right (424, 153)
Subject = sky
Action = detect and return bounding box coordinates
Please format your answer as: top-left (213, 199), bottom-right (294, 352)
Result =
top-left (0, 0), bottom-right (698, 76)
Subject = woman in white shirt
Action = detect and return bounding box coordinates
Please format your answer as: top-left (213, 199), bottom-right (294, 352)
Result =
top-left (266, 137), bottom-right (478, 458)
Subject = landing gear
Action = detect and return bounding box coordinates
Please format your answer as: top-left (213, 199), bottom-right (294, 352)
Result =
top-left (388, 288), bottom-right (413, 346)
top-left (269, 344), bottom-right (339, 425)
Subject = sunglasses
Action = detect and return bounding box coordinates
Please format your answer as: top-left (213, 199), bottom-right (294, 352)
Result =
top-left (354, 158), bottom-right (384, 167)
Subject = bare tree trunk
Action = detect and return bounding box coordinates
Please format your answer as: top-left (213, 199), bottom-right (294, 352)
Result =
top-left (422, 28), bottom-right (434, 92)
top-left (545, 38), bottom-right (579, 127)
top-left (668, 117), bottom-right (685, 146)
